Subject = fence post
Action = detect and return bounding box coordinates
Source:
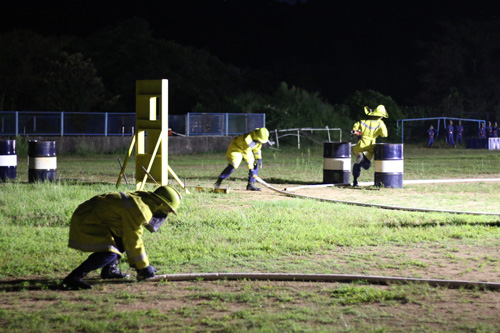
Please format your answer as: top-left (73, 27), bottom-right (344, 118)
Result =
top-left (15, 112), bottom-right (18, 136)
top-left (225, 113), bottom-right (228, 136)
top-left (297, 129), bottom-right (300, 149)
top-left (104, 112), bottom-right (108, 137)
top-left (61, 112), bottom-right (64, 137)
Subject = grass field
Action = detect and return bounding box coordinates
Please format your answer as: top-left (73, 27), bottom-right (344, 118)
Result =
top-left (1, 143), bottom-right (500, 331)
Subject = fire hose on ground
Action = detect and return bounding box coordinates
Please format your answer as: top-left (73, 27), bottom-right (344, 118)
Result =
top-left (144, 176), bottom-right (500, 291)
top-left (253, 176), bottom-right (500, 217)
top-left (148, 272), bottom-right (500, 290)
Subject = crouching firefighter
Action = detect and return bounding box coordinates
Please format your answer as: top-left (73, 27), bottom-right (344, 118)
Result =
top-left (62, 186), bottom-right (181, 290)
top-left (214, 127), bottom-right (270, 191)
top-left (351, 105), bottom-right (389, 186)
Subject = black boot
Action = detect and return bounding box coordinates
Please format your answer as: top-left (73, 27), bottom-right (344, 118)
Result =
top-left (63, 272), bottom-right (91, 290)
top-left (101, 259), bottom-right (130, 279)
top-left (246, 182), bottom-right (261, 191)
top-left (352, 177), bottom-right (358, 187)
top-left (214, 178), bottom-right (223, 189)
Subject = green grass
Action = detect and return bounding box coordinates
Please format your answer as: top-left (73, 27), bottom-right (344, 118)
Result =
top-left (1, 143), bottom-right (500, 331)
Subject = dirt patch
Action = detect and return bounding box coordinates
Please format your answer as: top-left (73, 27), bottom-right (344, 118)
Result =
top-left (2, 276), bottom-right (499, 331)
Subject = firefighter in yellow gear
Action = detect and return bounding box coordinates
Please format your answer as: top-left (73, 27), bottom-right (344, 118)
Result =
top-left (214, 127), bottom-right (270, 191)
top-left (62, 186), bottom-right (181, 290)
top-left (351, 105), bottom-right (389, 186)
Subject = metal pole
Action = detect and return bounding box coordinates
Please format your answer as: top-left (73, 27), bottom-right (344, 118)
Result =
top-left (61, 112), bottom-right (64, 137)
top-left (15, 112), bottom-right (18, 136)
top-left (225, 113), bottom-right (228, 136)
top-left (401, 120), bottom-right (404, 144)
top-left (104, 112), bottom-right (108, 137)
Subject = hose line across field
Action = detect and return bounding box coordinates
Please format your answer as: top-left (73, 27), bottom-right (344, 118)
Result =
top-left (145, 177), bottom-right (500, 291)
top-left (253, 176), bottom-right (500, 217)
top-left (149, 272), bottom-right (500, 290)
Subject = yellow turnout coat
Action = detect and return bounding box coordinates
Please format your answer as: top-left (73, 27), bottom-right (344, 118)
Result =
top-left (226, 132), bottom-right (263, 169)
top-left (352, 118), bottom-right (388, 161)
top-left (68, 191), bottom-right (163, 270)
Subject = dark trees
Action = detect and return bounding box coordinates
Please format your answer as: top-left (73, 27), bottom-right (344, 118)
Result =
top-left (417, 19), bottom-right (500, 119)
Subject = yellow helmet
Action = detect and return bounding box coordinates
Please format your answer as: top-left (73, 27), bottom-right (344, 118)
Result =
top-left (364, 105), bottom-right (388, 118)
top-left (151, 186), bottom-right (181, 215)
top-left (252, 128), bottom-right (269, 143)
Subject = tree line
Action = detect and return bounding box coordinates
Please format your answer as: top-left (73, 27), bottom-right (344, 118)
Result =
top-left (0, 17), bottom-right (498, 135)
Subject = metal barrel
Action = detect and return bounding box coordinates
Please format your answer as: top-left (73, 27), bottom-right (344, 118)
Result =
top-left (374, 143), bottom-right (404, 188)
top-left (0, 139), bottom-right (17, 182)
top-left (28, 140), bottom-right (57, 182)
top-left (323, 142), bottom-right (351, 184)
top-left (488, 138), bottom-right (500, 150)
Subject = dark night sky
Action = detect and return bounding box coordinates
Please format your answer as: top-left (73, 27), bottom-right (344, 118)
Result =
top-left (1, 1), bottom-right (499, 104)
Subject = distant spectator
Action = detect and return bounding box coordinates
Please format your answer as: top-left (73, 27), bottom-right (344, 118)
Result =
top-left (426, 125), bottom-right (437, 148)
top-left (446, 120), bottom-right (455, 147)
top-left (493, 122), bottom-right (498, 138)
top-left (486, 121), bottom-right (493, 138)
top-left (455, 120), bottom-right (464, 145)
top-left (479, 122), bottom-right (486, 139)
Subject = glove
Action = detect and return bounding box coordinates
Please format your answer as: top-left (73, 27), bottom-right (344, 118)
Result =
top-left (136, 265), bottom-right (155, 281)
top-left (254, 159), bottom-right (262, 170)
top-left (351, 130), bottom-right (361, 136)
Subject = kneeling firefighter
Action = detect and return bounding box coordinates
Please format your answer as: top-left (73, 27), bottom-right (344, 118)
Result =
top-left (351, 105), bottom-right (389, 186)
top-left (214, 127), bottom-right (270, 191)
top-left (62, 186), bottom-right (181, 290)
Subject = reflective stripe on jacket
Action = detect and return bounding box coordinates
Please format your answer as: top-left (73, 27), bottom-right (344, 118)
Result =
top-left (352, 118), bottom-right (388, 160)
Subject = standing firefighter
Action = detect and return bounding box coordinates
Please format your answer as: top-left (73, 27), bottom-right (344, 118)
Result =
top-left (427, 125), bottom-right (437, 148)
top-left (479, 122), bottom-right (486, 139)
top-left (351, 105), bottom-right (389, 186)
top-left (486, 121), bottom-right (493, 138)
top-left (214, 127), bottom-right (270, 191)
top-left (62, 186), bottom-right (181, 290)
top-left (455, 120), bottom-right (464, 145)
top-left (446, 120), bottom-right (455, 147)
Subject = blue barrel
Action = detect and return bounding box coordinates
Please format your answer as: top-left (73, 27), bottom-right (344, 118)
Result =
top-left (28, 140), bottom-right (57, 182)
top-left (374, 143), bottom-right (404, 188)
top-left (0, 139), bottom-right (17, 182)
top-left (323, 142), bottom-right (351, 184)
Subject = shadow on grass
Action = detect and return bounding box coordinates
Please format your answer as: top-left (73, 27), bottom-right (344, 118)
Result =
top-left (0, 179), bottom-right (114, 186)
top-left (0, 278), bottom-right (136, 292)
